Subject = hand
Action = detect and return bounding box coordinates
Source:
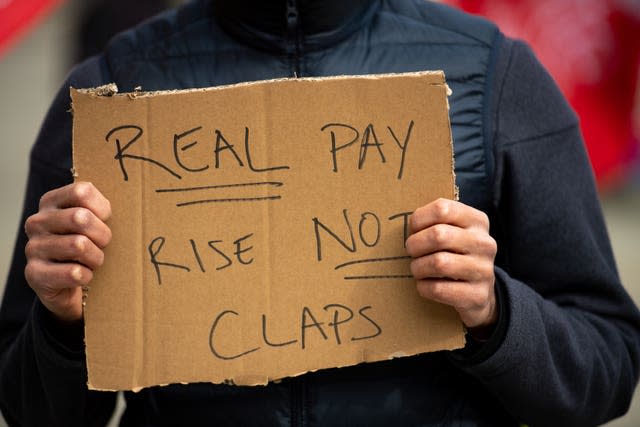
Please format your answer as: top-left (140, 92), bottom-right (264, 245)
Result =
top-left (405, 198), bottom-right (498, 332)
top-left (24, 182), bottom-right (112, 323)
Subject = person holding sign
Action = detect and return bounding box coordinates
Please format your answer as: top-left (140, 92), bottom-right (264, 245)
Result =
top-left (2, 0), bottom-right (639, 426)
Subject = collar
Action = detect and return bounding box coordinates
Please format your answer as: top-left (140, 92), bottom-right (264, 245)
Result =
top-left (212, 0), bottom-right (379, 53)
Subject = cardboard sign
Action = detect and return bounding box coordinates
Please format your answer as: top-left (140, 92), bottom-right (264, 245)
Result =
top-left (71, 71), bottom-right (465, 391)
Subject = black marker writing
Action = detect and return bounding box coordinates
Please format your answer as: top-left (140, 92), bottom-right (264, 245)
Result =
top-left (320, 121), bottom-right (414, 179)
top-left (387, 120), bottom-right (414, 179)
top-left (106, 125), bottom-right (181, 181)
top-left (244, 127), bottom-right (290, 172)
top-left (208, 303), bottom-right (383, 360)
top-left (174, 126), bottom-right (208, 173)
top-left (147, 234), bottom-right (256, 285)
top-left (323, 303), bottom-right (354, 345)
top-left (104, 125), bottom-right (290, 182)
top-left (358, 212), bottom-right (380, 247)
top-left (351, 306), bottom-right (382, 341)
top-left (334, 255), bottom-right (412, 270)
top-left (262, 314), bottom-right (298, 347)
top-left (148, 236), bottom-right (190, 285)
top-left (312, 209), bottom-right (356, 261)
top-left (358, 124), bottom-right (386, 169)
top-left (388, 211), bottom-right (412, 247)
top-left (209, 310), bottom-right (260, 360)
top-left (214, 129), bottom-right (244, 168)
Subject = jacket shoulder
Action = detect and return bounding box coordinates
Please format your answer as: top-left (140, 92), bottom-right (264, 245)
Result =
top-left (383, 0), bottom-right (499, 47)
top-left (104, 0), bottom-right (214, 72)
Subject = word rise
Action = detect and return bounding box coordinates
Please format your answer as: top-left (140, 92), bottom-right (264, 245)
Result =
top-left (147, 234), bottom-right (255, 285)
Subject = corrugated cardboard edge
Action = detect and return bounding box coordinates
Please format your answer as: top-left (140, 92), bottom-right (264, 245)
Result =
top-left (69, 87), bottom-right (99, 391)
top-left (75, 70), bottom-right (447, 98)
top-left (443, 84), bottom-right (460, 202)
top-left (73, 71), bottom-right (464, 391)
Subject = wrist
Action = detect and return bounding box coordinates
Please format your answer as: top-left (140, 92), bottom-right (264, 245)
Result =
top-left (34, 300), bottom-right (85, 355)
top-left (466, 322), bottom-right (497, 343)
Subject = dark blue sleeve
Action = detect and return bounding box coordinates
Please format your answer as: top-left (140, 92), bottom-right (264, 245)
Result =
top-left (454, 38), bottom-right (640, 426)
top-left (0, 55), bottom-right (117, 427)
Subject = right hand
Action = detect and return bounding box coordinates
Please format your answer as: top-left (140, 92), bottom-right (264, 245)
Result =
top-left (24, 182), bottom-right (112, 323)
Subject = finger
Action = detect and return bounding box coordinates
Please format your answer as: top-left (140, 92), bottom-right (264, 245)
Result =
top-left (25, 207), bottom-right (112, 248)
top-left (25, 259), bottom-right (94, 293)
top-left (39, 182), bottom-right (111, 222)
top-left (406, 224), bottom-right (496, 258)
top-left (409, 198), bottom-right (489, 234)
top-left (25, 234), bottom-right (105, 270)
top-left (409, 251), bottom-right (493, 283)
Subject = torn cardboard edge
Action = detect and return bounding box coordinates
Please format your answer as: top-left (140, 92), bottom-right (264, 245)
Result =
top-left (75, 70), bottom-right (452, 98)
top-left (73, 70), bottom-right (464, 392)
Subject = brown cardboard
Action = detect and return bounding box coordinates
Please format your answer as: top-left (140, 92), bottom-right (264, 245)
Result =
top-left (71, 71), bottom-right (465, 391)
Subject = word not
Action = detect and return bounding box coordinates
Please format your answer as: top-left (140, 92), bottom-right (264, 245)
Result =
top-left (105, 125), bottom-right (290, 181)
top-left (208, 303), bottom-right (382, 360)
top-left (148, 234), bottom-right (255, 285)
top-left (320, 120), bottom-right (414, 179)
top-left (312, 209), bottom-right (412, 261)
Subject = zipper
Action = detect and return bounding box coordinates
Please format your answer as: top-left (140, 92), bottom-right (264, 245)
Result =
top-left (290, 376), bottom-right (306, 427)
top-left (285, 0), bottom-right (302, 77)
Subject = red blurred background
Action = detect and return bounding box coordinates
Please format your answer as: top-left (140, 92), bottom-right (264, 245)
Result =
top-left (444, 0), bottom-right (640, 190)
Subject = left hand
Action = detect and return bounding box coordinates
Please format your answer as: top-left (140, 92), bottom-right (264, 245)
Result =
top-left (405, 198), bottom-right (498, 332)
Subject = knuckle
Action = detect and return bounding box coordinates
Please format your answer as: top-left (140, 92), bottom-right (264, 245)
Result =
top-left (103, 226), bottom-right (113, 246)
top-left (486, 236), bottom-right (498, 255)
top-left (38, 191), bottom-right (53, 210)
top-left (72, 182), bottom-right (94, 202)
top-left (24, 261), bottom-right (43, 289)
top-left (72, 207), bottom-right (92, 228)
top-left (432, 252), bottom-right (450, 273)
top-left (483, 264), bottom-right (496, 282)
top-left (24, 214), bottom-right (41, 236)
top-left (470, 288), bottom-right (489, 310)
top-left (68, 265), bottom-right (87, 285)
top-left (71, 235), bottom-right (89, 255)
top-left (477, 211), bottom-right (490, 229)
top-left (433, 198), bottom-right (450, 221)
top-left (470, 267), bottom-right (484, 283)
top-left (24, 262), bottom-right (35, 286)
top-left (24, 239), bottom-right (38, 259)
top-left (472, 231), bottom-right (496, 255)
top-left (431, 224), bottom-right (449, 245)
top-left (480, 234), bottom-right (497, 257)
top-left (430, 281), bottom-right (447, 300)
top-left (95, 249), bottom-right (105, 267)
